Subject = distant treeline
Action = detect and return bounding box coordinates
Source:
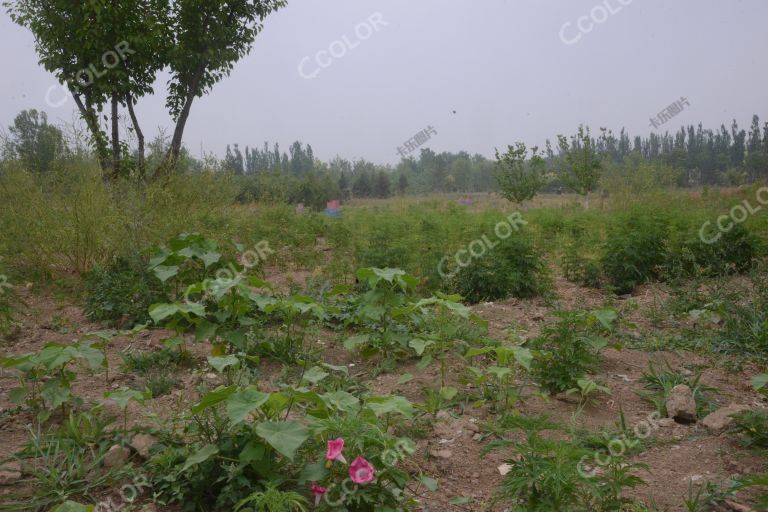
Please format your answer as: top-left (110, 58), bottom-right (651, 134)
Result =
top-left (2, 109), bottom-right (767, 210)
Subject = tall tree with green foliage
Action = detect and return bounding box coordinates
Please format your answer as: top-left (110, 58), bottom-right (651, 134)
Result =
top-left (5, 109), bottom-right (66, 172)
top-left (5, 0), bottom-right (285, 179)
top-left (160, 0), bottom-right (286, 174)
top-left (494, 142), bottom-right (546, 204)
top-left (557, 126), bottom-right (602, 208)
top-left (5, 0), bottom-right (167, 178)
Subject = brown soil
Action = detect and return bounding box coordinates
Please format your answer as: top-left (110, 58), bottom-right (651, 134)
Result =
top-left (1, 276), bottom-right (766, 511)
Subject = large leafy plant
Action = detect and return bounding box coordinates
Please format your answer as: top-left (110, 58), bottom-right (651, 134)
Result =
top-left (2, 340), bottom-right (104, 419)
top-left (148, 381), bottom-right (419, 512)
top-left (528, 309), bottom-right (615, 395)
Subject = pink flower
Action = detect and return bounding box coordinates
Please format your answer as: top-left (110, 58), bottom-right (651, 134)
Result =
top-left (311, 484), bottom-right (327, 506)
top-left (349, 456), bottom-right (375, 484)
top-left (326, 438), bottom-right (346, 464)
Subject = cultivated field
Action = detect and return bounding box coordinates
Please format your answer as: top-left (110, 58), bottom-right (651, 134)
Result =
top-left (1, 175), bottom-right (767, 511)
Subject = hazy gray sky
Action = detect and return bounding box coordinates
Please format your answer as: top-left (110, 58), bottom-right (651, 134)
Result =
top-left (2, 0), bottom-right (767, 164)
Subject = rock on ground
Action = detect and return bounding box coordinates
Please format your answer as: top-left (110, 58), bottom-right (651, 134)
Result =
top-left (666, 384), bottom-right (697, 424)
top-left (130, 434), bottom-right (159, 459)
top-left (701, 405), bottom-right (750, 434)
top-left (103, 444), bottom-right (131, 468)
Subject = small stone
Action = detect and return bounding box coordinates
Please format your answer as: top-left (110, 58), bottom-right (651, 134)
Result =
top-left (498, 463), bottom-right (512, 475)
top-left (472, 433), bottom-right (483, 441)
top-left (666, 384), bottom-right (698, 424)
top-left (130, 433), bottom-right (159, 459)
top-left (723, 500), bottom-right (752, 512)
top-left (702, 405), bottom-right (750, 434)
top-left (103, 444), bottom-right (131, 468)
top-left (0, 470), bottom-right (21, 486)
top-left (465, 422), bottom-right (480, 433)
top-left (657, 418), bottom-right (676, 427)
top-left (429, 449), bottom-right (452, 459)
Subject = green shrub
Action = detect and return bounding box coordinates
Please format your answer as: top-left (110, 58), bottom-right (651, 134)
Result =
top-left (529, 310), bottom-right (613, 395)
top-left (450, 234), bottom-right (545, 303)
top-left (84, 256), bottom-right (165, 326)
top-left (484, 414), bottom-right (645, 511)
top-left (562, 244), bottom-right (602, 288)
top-left (601, 210), bottom-right (669, 294)
top-left (667, 223), bottom-right (758, 279)
top-left (729, 410), bottom-right (768, 448)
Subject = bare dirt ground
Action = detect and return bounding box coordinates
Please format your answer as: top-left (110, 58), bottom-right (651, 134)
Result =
top-left (1, 275), bottom-right (767, 511)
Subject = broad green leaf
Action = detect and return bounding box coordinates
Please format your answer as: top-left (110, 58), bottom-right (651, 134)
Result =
top-left (464, 346), bottom-right (494, 358)
top-left (41, 381), bottom-right (71, 409)
top-left (153, 265), bottom-right (179, 282)
top-left (75, 344), bottom-right (105, 370)
top-left (36, 344), bottom-right (73, 370)
top-left (192, 386), bottom-right (236, 414)
top-left (163, 336), bottom-right (184, 349)
top-left (343, 334), bottom-right (370, 350)
top-left (181, 444), bottom-right (219, 472)
top-left (255, 421), bottom-right (309, 461)
top-left (302, 366), bottom-right (329, 385)
top-left (586, 336), bottom-right (609, 351)
top-left (105, 388), bottom-right (145, 409)
top-left (195, 321), bottom-right (218, 342)
top-left (751, 373), bottom-right (768, 391)
top-left (9, 387), bottom-right (28, 405)
top-left (207, 355), bottom-right (239, 373)
top-left (226, 386), bottom-right (270, 424)
top-left (440, 386), bottom-right (458, 400)
top-left (409, 338), bottom-right (434, 356)
top-left (509, 346), bottom-right (533, 370)
top-left (366, 396), bottom-right (414, 419)
top-left (398, 373), bottom-right (413, 384)
top-left (592, 308), bottom-right (618, 330)
top-left (239, 441), bottom-right (265, 463)
top-left (298, 462), bottom-right (329, 484)
top-left (487, 366), bottom-right (512, 380)
top-left (418, 475), bottom-right (439, 492)
top-left (321, 391), bottom-right (360, 413)
top-left (416, 354), bottom-right (433, 371)
top-left (450, 497), bottom-right (472, 505)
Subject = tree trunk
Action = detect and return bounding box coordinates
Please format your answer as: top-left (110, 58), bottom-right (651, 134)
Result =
top-left (157, 66), bottom-right (205, 178)
top-left (126, 94), bottom-right (145, 180)
top-left (111, 93), bottom-right (120, 180)
top-left (72, 93), bottom-right (110, 173)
